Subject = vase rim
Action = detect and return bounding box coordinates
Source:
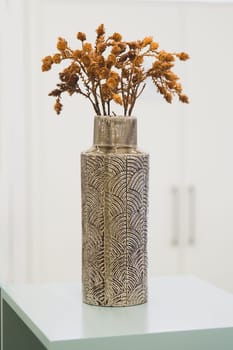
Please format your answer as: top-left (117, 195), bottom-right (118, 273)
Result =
top-left (95, 115), bottom-right (137, 119)
top-left (93, 115), bottom-right (137, 147)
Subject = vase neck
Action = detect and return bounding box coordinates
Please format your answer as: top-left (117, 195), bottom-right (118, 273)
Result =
top-left (93, 116), bottom-right (137, 148)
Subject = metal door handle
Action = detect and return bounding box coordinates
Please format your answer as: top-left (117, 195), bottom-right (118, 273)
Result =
top-left (188, 185), bottom-right (196, 245)
top-left (171, 186), bottom-right (180, 246)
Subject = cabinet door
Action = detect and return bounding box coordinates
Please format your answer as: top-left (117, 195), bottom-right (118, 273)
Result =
top-left (138, 103), bottom-right (183, 276)
top-left (184, 4), bottom-right (233, 292)
top-left (148, 111), bottom-right (184, 276)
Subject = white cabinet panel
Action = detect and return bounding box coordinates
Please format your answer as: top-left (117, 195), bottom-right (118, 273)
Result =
top-left (137, 104), bottom-right (183, 276)
top-left (0, 0), bottom-right (30, 283)
top-left (183, 5), bottom-right (233, 292)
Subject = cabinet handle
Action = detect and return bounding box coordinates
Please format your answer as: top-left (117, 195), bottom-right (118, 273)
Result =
top-left (171, 186), bottom-right (180, 246)
top-left (188, 185), bottom-right (196, 245)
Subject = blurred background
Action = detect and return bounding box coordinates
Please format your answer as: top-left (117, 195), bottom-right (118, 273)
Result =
top-left (1, 0), bottom-right (233, 292)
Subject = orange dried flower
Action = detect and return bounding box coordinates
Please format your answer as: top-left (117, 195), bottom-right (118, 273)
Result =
top-left (159, 51), bottom-right (174, 62)
top-left (82, 55), bottom-right (91, 67)
top-left (150, 42), bottom-right (159, 50)
top-left (118, 42), bottom-right (126, 52)
top-left (112, 93), bottom-right (123, 105)
top-left (164, 71), bottom-right (178, 81)
top-left (77, 32), bottom-right (86, 41)
top-left (97, 42), bottom-right (107, 54)
top-left (152, 61), bottom-right (162, 69)
top-left (69, 62), bottom-right (80, 74)
top-left (111, 45), bottom-right (121, 55)
top-left (88, 63), bottom-right (99, 77)
top-left (107, 54), bottom-right (116, 66)
top-left (167, 81), bottom-right (176, 89)
top-left (158, 50), bottom-right (167, 61)
top-left (106, 77), bottom-right (118, 89)
top-left (157, 85), bottom-right (166, 95)
top-left (96, 55), bottom-right (105, 67)
top-left (165, 93), bottom-right (172, 103)
top-left (115, 61), bottom-right (123, 69)
top-left (161, 62), bottom-right (174, 70)
top-left (179, 94), bottom-right (189, 103)
top-left (57, 37), bottom-right (67, 51)
top-left (142, 36), bottom-right (153, 46)
top-left (101, 84), bottom-right (112, 101)
top-left (128, 41), bottom-right (140, 50)
top-left (73, 50), bottom-right (82, 59)
top-left (41, 63), bottom-right (51, 71)
top-left (96, 24), bottom-right (105, 36)
top-left (134, 56), bottom-right (144, 66)
top-left (52, 54), bottom-right (61, 64)
top-left (112, 32), bottom-right (122, 42)
top-left (41, 56), bottom-right (53, 71)
top-left (43, 55), bottom-right (53, 64)
top-left (54, 99), bottom-right (62, 114)
top-left (109, 71), bottom-right (120, 81)
top-left (165, 53), bottom-right (175, 62)
top-left (175, 83), bottom-right (182, 93)
top-left (176, 52), bottom-right (190, 61)
top-left (83, 43), bottom-right (92, 52)
top-left (99, 67), bottom-right (109, 79)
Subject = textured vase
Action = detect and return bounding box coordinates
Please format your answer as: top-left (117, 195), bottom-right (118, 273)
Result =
top-left (81, 116), bottom-right (149, 306)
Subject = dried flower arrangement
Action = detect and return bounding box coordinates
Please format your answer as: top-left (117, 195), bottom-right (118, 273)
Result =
top-left (41, 24), bottom-right (189, 116)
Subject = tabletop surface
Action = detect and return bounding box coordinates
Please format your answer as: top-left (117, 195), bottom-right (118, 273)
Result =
top-left (2, 275), bottom-right (233, 344)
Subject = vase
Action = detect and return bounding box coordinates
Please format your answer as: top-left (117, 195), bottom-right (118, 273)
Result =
top-left (81, 115), bottom-right (149, 306)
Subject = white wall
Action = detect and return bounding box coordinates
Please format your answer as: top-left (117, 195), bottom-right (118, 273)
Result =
top-left (0, 0), bottom-right (29, 282)
top-left (29, 0), bottom-right (187, 283)
top-left (1, 0), bottom-right (233, 289)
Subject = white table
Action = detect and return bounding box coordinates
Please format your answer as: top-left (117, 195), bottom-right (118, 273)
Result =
top-left (1, 276), bottom-right (233, 349)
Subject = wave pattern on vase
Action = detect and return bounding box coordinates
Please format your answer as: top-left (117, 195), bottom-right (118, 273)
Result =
top-left (81, 152), bottom-right (149, 306)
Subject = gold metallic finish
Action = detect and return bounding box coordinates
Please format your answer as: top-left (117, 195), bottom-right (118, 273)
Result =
top-left (93, 115), bottom-right (137, 148)
top-left (81, 116), bottom-right (149, 306)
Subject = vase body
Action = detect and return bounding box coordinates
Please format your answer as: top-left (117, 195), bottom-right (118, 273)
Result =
top-left (81, 116), bottom-right (149, 306)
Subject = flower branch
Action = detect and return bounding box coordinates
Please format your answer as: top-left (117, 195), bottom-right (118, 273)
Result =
top-left (42, 24), bottom-right (190, 116)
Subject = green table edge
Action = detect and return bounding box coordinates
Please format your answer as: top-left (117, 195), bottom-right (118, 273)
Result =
top-left (2, 288), bottom-right (50, 349)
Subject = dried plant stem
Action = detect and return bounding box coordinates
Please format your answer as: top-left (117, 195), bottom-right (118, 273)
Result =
top-left (125, 66), bottom-right (135, 115)
top-left (128, 82), bottom-right (143, 116)
top-left (120, 78), bottom-right (127, 116)
top-left (98, 83), bottom-right (107, 115)
top-left (107, 101), bottom-right (110, 115)
top-left (91, 82), bottom-right (101, 115)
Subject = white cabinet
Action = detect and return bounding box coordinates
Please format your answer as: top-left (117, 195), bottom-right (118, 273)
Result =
top-left (151, 4), bottom-right (233, 292)
top-left (183, 5), bottom-right (233, 292)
